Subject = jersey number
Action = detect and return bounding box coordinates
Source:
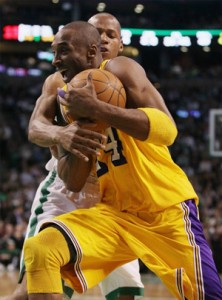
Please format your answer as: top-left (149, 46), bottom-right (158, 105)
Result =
top-left (97, 128), bottom-right (127, 177)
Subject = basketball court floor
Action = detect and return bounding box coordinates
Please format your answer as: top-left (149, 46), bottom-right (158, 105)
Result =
top-left (0, 271), bottom-right (176, 299)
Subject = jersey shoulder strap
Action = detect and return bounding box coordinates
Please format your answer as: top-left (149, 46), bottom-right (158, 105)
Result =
top-left (99, 59), bottom-right (110, 70)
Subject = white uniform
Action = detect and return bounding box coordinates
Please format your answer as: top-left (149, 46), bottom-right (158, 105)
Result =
top-left (19, 157), bottom-right (144, 299)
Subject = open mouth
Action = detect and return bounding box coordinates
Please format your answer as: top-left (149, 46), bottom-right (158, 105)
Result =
top-left (100, 47), bottom-right (108, 53)
top-left (59, 69), bottom-right (68, 82)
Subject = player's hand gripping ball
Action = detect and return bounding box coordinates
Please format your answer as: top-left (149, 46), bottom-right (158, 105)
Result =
top-left (59, 69), bottom-right (126, 132)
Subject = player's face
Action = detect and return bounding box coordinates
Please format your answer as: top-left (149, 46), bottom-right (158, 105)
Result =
top-left (89, 15), bottom-right (123, 60)
top-left (51, 28), bottom-right (90, 83)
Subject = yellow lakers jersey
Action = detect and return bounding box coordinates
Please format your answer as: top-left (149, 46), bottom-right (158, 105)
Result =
top-left (96, 111), bottom-right (198, 214)
top-left (100, 59), bottom-right (110, 70)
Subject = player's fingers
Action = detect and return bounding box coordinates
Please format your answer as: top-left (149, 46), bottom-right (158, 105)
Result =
top-left (57, 88), bottom-right (67, 99)
top-left (68, 133), bottom-right (105, 155)
top-left (68, 143), bottom-right (100, 161)
top-left (87, 72), bottom-right (93, 82)
top-left (74, 137), bottom-right (105, 152)
top-left (69, 149), bottom-right (90, 162)
top-left (76, 127), bottom-right (107, 145)
top-left (86, 72), bottom-right (95, 88)
top-left (58, 95), bottom-right (69, 106)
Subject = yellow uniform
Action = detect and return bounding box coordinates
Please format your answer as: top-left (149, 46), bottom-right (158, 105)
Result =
top-left (24, 65), bottom-right (222, 299)
top-left (44, 114), bottom-right (222, 299)
top-left (97, 119), bottom-right (198, 213)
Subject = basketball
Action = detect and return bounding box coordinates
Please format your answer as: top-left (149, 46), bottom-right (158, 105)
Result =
top-left (59, 68), bottom-right (126, 132)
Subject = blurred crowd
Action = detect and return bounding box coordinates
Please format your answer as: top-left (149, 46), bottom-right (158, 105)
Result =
top-left (1, 0), bottom-right (222, 30)
top-left (0, 51), bottom-right (222, 275)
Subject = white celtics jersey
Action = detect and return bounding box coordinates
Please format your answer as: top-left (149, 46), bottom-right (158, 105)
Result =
top-left (28, 157), bottom-right (100, 234)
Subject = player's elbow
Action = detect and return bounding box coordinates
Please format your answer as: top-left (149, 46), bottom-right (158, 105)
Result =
top-left (27, 120), bottom-right (39, 144)
top-left (27, 126), bottom-right (35, 143)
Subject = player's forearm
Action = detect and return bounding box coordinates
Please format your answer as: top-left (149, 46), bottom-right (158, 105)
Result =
top-left (28, 120), bottom-right (62, 147)
top-left (57, 147), bottom-right (93, 192)
top-left (92, 103), bottom-right (152, 141)
top-left (94, 104), bottom-right (177, 145)
top-left (93, 103), bottom-right (149, 140)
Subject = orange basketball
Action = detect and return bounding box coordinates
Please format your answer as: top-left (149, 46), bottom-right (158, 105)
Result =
top-left (59, 68), bottom-right (126, 132)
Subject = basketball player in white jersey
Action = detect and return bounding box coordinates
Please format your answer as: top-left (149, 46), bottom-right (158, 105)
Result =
top-left (0, 14), bottom-right (144, 300)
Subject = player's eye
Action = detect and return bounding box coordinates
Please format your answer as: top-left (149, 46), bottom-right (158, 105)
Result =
top-left (108, 32), bottom-right (117, 39)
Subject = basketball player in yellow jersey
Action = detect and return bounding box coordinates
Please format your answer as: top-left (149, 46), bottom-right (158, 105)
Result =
top-left (23, 18), bottom-right (222, 300)
top-left (1, 16), bottom-right (146, 300)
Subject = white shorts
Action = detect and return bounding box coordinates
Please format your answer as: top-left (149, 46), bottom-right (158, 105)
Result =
top-left (20, 158), bottom-right (144, 299)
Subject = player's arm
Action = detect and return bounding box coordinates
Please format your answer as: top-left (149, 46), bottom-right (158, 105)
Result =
top-left (28, 72), bottom-right (106, 160)
top-left (103, 56), bottom-right (177, 143)
top-left (57, 143), bottom-right (94, 192)
top-left (58, 57), bottom-right (177, 144)
top-left (28, 72), bottom-right (64, 147)
top-left (106, 56), bottom-right (175, 121)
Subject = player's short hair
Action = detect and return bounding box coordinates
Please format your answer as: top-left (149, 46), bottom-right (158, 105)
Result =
top-left (62, 21), bottom-right (101, 48)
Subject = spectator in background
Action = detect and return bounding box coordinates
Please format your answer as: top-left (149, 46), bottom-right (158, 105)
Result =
top-left (0, 239), bottom-right (20, 272)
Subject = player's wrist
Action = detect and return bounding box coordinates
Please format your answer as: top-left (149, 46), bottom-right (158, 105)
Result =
top-left (50, 126), bottom-right (63, 145)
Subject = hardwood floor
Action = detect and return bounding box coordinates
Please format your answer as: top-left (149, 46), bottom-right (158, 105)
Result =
top-left (0, 271), bottom-right (175, 299)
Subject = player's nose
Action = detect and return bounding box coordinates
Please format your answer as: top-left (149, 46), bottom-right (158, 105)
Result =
top-left (52, 55), bottom-right (62, 67)
top-left (100, 32), bottom-right (108, 43)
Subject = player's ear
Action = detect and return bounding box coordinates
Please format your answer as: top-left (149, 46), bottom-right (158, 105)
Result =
top-left (118, 38), bottom-right (124, 54)
top-left (88, 44), bottom-right (97, 59)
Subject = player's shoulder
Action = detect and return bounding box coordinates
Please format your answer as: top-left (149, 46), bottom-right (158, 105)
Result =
top-left (43, 71), bottom-right (64, 91)
top-left (109, 55), bottom-right (136, 65)
top-left (46, 71), bottom-right (63, 85)
top-left (106, 56), bottom-right (141, 73)
top-left (105, 56), bottom-right (144, 84)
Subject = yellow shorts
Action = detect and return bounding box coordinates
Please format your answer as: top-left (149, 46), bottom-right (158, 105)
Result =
top-left (48, 200), bottom-right (221, 300)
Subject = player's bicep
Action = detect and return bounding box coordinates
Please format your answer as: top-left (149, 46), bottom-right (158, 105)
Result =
top-left (125, 74), bottom-right (175, 124)
top-left (35, 93), bottom-right (57, 122)
top-left (29, 93), bottom-right (57, 127)
top-left (107, 58), bottom-right (160, 107)
top-left (30, 75), bottom-right (61, 124)
top-left (126, 76), bottom-right (165, 109)
top-left (106, 57), bottom-right (175, 122)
